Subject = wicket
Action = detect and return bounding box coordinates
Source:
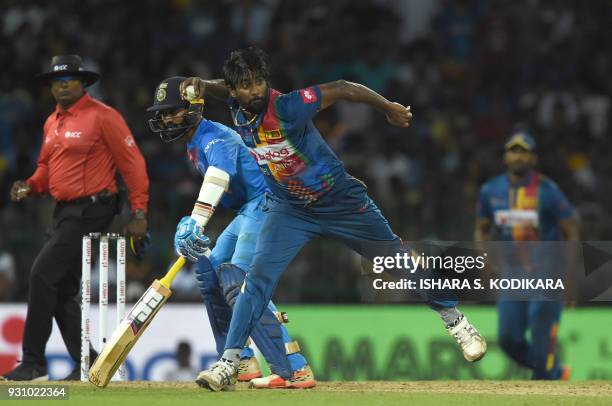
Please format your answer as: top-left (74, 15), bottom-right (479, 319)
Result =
top-left (81, 233), bottom-right (127, 382)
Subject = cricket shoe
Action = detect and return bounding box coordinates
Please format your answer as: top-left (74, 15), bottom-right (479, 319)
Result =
top-left (447, 315), bottom-right (487, 362)
top-left (237, 357), bottom-right (262, 382)
top-left (195, 358), bottom-right (237, 392)
top-left (0, 362), bottom-right (48, 381)
top-left (249, 365), bottom-right (316, 389)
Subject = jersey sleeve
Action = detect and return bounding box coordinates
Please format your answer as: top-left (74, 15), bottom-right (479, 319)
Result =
top-left (26, 121), bottom-right (51, 194)
top-left (476, 183), bottom-right (492, 219)
top-left (99, 107), bottom-right (149, 213)
top-left (203, 135), bottom-right (239, 178)
top-left (545, 181), bottom-right (574, 221)
top-left (275, 86), bottom-right (322, 127)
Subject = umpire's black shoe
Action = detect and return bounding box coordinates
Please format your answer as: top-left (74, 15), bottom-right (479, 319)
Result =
top-left (0, 362), bottom-right (48, 381)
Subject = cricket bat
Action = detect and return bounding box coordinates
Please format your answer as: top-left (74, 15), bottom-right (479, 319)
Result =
top-left (88, 256), bottom-right (186, 388)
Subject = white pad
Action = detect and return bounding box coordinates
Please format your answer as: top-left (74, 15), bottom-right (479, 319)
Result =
top-left (191, 166), bottom-right (230, 227)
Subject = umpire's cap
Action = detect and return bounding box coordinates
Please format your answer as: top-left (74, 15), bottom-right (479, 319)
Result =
top-left (505, 132), bottom-right (536, 151)
top-left (147, 76), bottom-right (188, 112)
top-left (36, 54), bottom-right (100, 87)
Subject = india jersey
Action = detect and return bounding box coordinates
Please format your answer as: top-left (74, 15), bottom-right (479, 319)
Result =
top-left (229, 86), bottom-right (346, 204)
top-left (186, 119), bottom-right (267, 211)
top-left (476, 171), bottom-right (573, 241)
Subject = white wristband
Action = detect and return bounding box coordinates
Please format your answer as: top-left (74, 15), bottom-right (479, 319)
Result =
top-left (191, 166), bottom-right (230, 227)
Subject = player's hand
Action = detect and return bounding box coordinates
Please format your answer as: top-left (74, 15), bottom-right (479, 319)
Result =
top-left (125, 210), bottom-right (148, 239)
top-left (179, 77), bottom-right (205, 101)
top-left (385, 103), bottom-right (412, 128)
top-left (10, 181), bottom-right (31, 202)
top-left (174, 216), bottom-right (211, 262)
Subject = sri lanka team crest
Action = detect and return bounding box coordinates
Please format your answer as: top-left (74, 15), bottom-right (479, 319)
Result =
top-left (264, 129), bottom-right (283, 140)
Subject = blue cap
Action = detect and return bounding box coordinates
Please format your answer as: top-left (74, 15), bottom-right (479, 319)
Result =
top-left (505, 132), bottom-right (536, 151)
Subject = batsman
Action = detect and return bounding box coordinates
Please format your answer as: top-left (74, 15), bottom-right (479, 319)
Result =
top-left (181, 47), bottom-right (488, 391)
top-left (147, 77), bottom-right (315, 388)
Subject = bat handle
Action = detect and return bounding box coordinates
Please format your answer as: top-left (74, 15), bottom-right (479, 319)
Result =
top-left (159, 257), bottom-right (187, 288)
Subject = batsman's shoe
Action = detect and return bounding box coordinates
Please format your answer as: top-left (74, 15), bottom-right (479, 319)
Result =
top-left (0, 362), bottom-right (48, 381)
top-left (195, 358), bottom-right (237, 392)
top-left (447, 315), bottom-right (487, 362)
top-left (249, 365), bottom-right (316, 389)
top-left (238, 357), bottom-right (262, 382)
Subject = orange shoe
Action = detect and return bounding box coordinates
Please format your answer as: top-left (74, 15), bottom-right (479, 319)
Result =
top-left (249, 365), bottom-right (316, 389)
top-left (561, 365), bottom-right (571, 381)
top-left (237, 357), bottom-right (262, 382)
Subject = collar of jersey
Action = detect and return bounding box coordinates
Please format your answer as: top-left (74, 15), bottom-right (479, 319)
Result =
top-left (231, 98), bottom-right (264, 130)
top-left (506, 169), bottom-right (535, 187)
top-left (187, 118), bottom-right (211, 150)
top-left (54, 92), bottom-right (91, 117)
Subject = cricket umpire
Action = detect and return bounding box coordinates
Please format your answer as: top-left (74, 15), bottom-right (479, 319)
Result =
top-left (1, 55), bottom-right (149, 381)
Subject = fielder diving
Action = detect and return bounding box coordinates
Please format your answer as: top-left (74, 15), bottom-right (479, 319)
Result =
top-left (179, 47), bottom-right (487, 391)
top-left (147, 76), bottom-right (315, 389)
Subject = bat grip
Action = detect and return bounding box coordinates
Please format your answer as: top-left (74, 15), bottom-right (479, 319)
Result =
top-left (159, 257), bottom-right (187, 288)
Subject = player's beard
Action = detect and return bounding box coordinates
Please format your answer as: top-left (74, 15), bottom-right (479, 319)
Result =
top-left (244, 89), bottom-right (269, 115)
top-left (509, 165), bottom-right (530, 178)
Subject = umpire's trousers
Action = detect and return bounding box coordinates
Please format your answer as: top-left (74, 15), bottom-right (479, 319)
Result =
top-left (22, 198), bottom-right (116, 366)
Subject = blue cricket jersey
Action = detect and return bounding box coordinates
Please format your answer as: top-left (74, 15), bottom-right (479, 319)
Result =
top-left (186, 119), bottom-right (267, 211)
top-left (229, 86), bottom-right (347, 204)
top-left (477, 171), bottom-right (573, 241)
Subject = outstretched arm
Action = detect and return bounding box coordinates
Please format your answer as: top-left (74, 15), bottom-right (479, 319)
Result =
top-left (180, 77), bottom-right (229, 101)
top-left (319, 80), bottom-right (412, 127)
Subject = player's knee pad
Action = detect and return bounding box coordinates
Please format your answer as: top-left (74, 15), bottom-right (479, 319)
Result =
top-left (195, 255), bottom-right (220, 295)
top-left (215, 263), bottom-right (246, 307)
top-left (195, 257), bottom-right (232, 356)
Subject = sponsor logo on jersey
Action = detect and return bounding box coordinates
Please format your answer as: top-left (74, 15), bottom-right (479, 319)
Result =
top-left (64, 131), bottom-right (82, 138)
top-left (250, 140), bottom-right (295, 164)
top-left (124, 135), bottom-right (135, 147)
top-left (204, 138), bottom-right (224, 153)
top-left (248, 139), bottom-right (307, 179)
top-left (494, 209), bottom-right (539, 227)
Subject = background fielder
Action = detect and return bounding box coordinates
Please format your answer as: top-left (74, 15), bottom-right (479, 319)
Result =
top-left (475, 132), bottom-right (578, 380)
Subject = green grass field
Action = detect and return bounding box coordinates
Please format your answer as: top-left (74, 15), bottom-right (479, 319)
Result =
top-left (1, 381), bottom-right (611, 406)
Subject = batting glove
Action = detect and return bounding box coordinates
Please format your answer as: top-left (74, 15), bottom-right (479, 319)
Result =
top-left (174, 216), bottom-right (210, 262)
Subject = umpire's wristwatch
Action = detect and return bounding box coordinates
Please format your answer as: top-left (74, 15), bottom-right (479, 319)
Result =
top-left (133, 209), bottom-right (146, 220)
